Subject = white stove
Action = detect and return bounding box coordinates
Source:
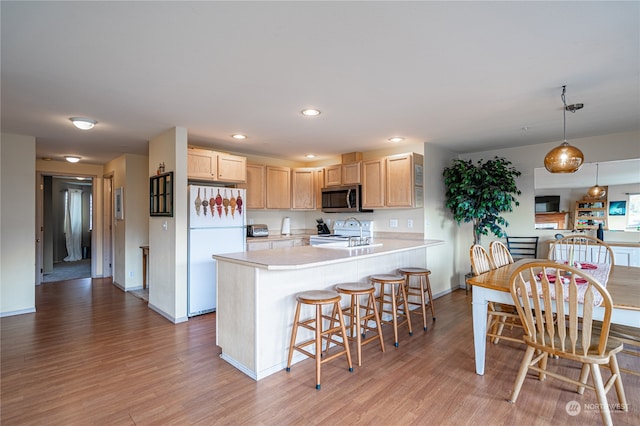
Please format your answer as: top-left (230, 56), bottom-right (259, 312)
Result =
top-left (309, 219), bottom-right (374, 247)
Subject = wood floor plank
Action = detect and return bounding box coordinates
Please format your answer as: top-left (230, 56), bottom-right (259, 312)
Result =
top-left (1, 277), bottom-right (638, 425)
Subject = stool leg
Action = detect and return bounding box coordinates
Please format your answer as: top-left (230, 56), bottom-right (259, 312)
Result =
top-left (335, 303), bottom-right (353, 372)
top-left (354, 294), bottom-right (362, 366)
top-left (390, 283), bottom-right (399, 347)
top-left (399, 281), bottom-right (413, 336)
top-left (425, 274), bottom-right (436, 321)
top-left (418, 276), bottom-right (428, 331)
top-left (369, 293), bottom-right (385, 353)
top-left (323, 303), bottom-right (339, 356)
top-left (286, 301), bottom-right (302, 372)
top-left (315, 304), bottom-right (322, 390)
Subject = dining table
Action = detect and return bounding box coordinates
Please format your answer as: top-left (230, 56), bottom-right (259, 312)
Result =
top-left (466, 259), bottom-right (640, 375)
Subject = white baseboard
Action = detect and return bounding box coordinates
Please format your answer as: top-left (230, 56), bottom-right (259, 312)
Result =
top-left (0, 307), bottom-right (36, 317)
top-left (148, 302), bottom-right (187, 324)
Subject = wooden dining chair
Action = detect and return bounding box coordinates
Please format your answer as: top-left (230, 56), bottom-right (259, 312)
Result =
top-left (489, 240), bottom-right (513, 268)
top-left (549, 235), bottom-right (615, 265)
top-left (505, 236), bottom-right (539, 259)
top-left (507, 261), bottom-right (627, 426)
top-left (470, 245), bottom-right (522, 345)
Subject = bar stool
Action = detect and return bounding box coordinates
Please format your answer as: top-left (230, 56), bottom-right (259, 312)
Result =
top-left (370, 274), bottom-right (413, 347)
top-left (333, 282), bottom-right (385, 366)
top-left (286, 290), bottom-right (353, 389)
top-left (398, 267), bottom-right (436, 331)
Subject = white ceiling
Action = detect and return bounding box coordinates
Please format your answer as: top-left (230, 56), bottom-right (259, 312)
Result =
top-left (2, 1), bottom-right (638, 165)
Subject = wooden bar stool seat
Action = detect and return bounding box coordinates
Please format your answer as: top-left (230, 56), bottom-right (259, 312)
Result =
top-left (333, 282), bottom-right (385, 366)
top-left (286, 290), bottom-right (353, 389)
top-left (370, 274), bottom-right (413, 347)
top-left (398, 267), bottom-right (436, 331)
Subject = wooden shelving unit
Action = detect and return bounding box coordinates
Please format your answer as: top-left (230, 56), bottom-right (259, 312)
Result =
top-left (574, 193), bottom-right (608, 230)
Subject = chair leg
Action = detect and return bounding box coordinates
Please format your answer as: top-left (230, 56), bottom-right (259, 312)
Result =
top-left (508, 345), bottom-right (536, 404)
top-left (590, 364), bottom-right (613, 426)
top-left (578, 363), bottom-right (590, 395)
top-left (609, 354), bottom-right (628, 410)
top-left (538, 353), bottom-right (548, 381)
top-left (286, 301), bottom-right (302, 371)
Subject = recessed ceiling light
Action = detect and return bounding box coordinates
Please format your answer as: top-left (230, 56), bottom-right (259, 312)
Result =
top-left (388, 137), bottom-right (404, 143)
top-left (69, 117), bottom-right (97, 130)
top-left (65, 156), bottom-right (81, 163)
top-left (305, 154), bottom-right (316, 158)
top-left (301, 108), bottom-right (321, 116)
top-left (232, 134), bottom-right (247, 140)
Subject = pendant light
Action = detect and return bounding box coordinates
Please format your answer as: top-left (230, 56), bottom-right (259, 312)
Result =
top-left (543, 85), bottom-right (584, 173)
top-left (587, 163), bottom-right (606, 199)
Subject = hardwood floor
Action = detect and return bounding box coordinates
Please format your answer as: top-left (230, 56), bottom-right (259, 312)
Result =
top-left (1, 278), bottom-right (638, 425)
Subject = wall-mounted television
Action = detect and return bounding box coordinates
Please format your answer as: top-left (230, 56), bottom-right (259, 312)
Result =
top-left (535, 195), bottom-right (560, 213)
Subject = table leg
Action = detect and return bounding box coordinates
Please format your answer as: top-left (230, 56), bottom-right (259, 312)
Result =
top-left (471, 286), bottom-right (489, 375)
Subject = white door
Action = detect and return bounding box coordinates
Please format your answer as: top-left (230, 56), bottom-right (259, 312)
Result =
top-left (103, 176), bottom-right (113, 277)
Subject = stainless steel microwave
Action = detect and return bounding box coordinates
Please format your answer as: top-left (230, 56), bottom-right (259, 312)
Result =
top-left (321, 185), bottom-right (373, 213)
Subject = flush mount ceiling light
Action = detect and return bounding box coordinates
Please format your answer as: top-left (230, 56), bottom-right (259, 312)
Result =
top-left (305, 154), bottom-right (316, 158)
top-left (69, 117), bottom-right (97, 130)
top-left (65, 156), bottom-right (81, 163)
top-left (231, 134), bottom-right (247, 140)
top-left (388, 137), bottom-right (404, 143)
top-left (543, 85), bottom-right (584, 173)
top-left (301, 108), bottom-right (321, 116)
top-left (587, 163), bottom-right (607, 199)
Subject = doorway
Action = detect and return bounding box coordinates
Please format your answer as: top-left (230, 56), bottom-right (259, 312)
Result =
top-left (40, 175), bottom-right (94, 283)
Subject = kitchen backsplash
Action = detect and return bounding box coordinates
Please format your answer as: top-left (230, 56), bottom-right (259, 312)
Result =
top-left (247, 208), bottom-right (424, 235)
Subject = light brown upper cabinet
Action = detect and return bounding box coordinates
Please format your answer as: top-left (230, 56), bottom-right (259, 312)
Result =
top-left (242, 163), bottom-right (266, 209)
top-left (362, 153), bottom-right (424, 209)
top-left (385, 153), bottom-right (423, 208)
top-left (292, 168), bottom-right (321, 210)
top-left (187, 147), bottom-right (246, 183)
top-left (266, 166), bottom-right (291, 209)
top-left (361, 159), bottom-right (386, 208)
top-left (323, 162), bottom-right (361, 187)
top-left (323, 164), bottom-right (342, 187)
top-left (217, 153), bottom-right (247, 182)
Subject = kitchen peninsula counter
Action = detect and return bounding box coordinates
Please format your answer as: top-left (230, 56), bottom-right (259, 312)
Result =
top-left (214, 238), bottom-right (443, 380)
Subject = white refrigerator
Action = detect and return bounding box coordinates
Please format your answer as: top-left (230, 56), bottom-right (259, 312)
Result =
top-left (188, 185), bottom-right (246, 317)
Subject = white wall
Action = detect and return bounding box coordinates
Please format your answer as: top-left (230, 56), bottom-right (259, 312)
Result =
top-left (148, 127), bottom-right (188, 323)
top-left (1, 133), bottom-right (36, 316)
top-left (424, 143), bottom-right (461, 295)
top-left (104, 154), bottom-right (149, 290)
top-left (458, 130), bottom-right (640, 268)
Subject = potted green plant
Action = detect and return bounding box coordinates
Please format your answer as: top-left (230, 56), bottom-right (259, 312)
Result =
top-left (443, 156), bottom-right (521, 245)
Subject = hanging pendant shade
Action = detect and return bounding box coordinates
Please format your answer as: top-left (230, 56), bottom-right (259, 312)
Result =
top-left (544, 141), bottom-right (584, 173)
top-left (544, 85), bottom-right (585, 173)
top-left (586, 163), bottom-right (606, 198)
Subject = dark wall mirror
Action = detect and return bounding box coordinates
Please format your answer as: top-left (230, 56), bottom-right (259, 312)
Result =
top-left (534, 159), bottom-right (640, 232)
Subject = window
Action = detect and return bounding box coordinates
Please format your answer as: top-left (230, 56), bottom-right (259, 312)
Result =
top-left (627, 194), bottom-right (640, 229)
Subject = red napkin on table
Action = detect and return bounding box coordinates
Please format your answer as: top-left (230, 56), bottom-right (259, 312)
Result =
top-left (579, 263), bottom-right (598, 270)
top-left (538, 273), bottom-right (587, 284)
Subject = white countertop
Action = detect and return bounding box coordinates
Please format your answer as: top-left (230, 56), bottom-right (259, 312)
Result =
top-left (214, 238), bottom-right (444, 270)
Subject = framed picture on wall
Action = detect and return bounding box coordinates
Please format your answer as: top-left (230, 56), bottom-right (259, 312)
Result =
top-left (609, 200), bottom-right (626, 216)
top-left (115, 187), bottom-right (124, 220)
